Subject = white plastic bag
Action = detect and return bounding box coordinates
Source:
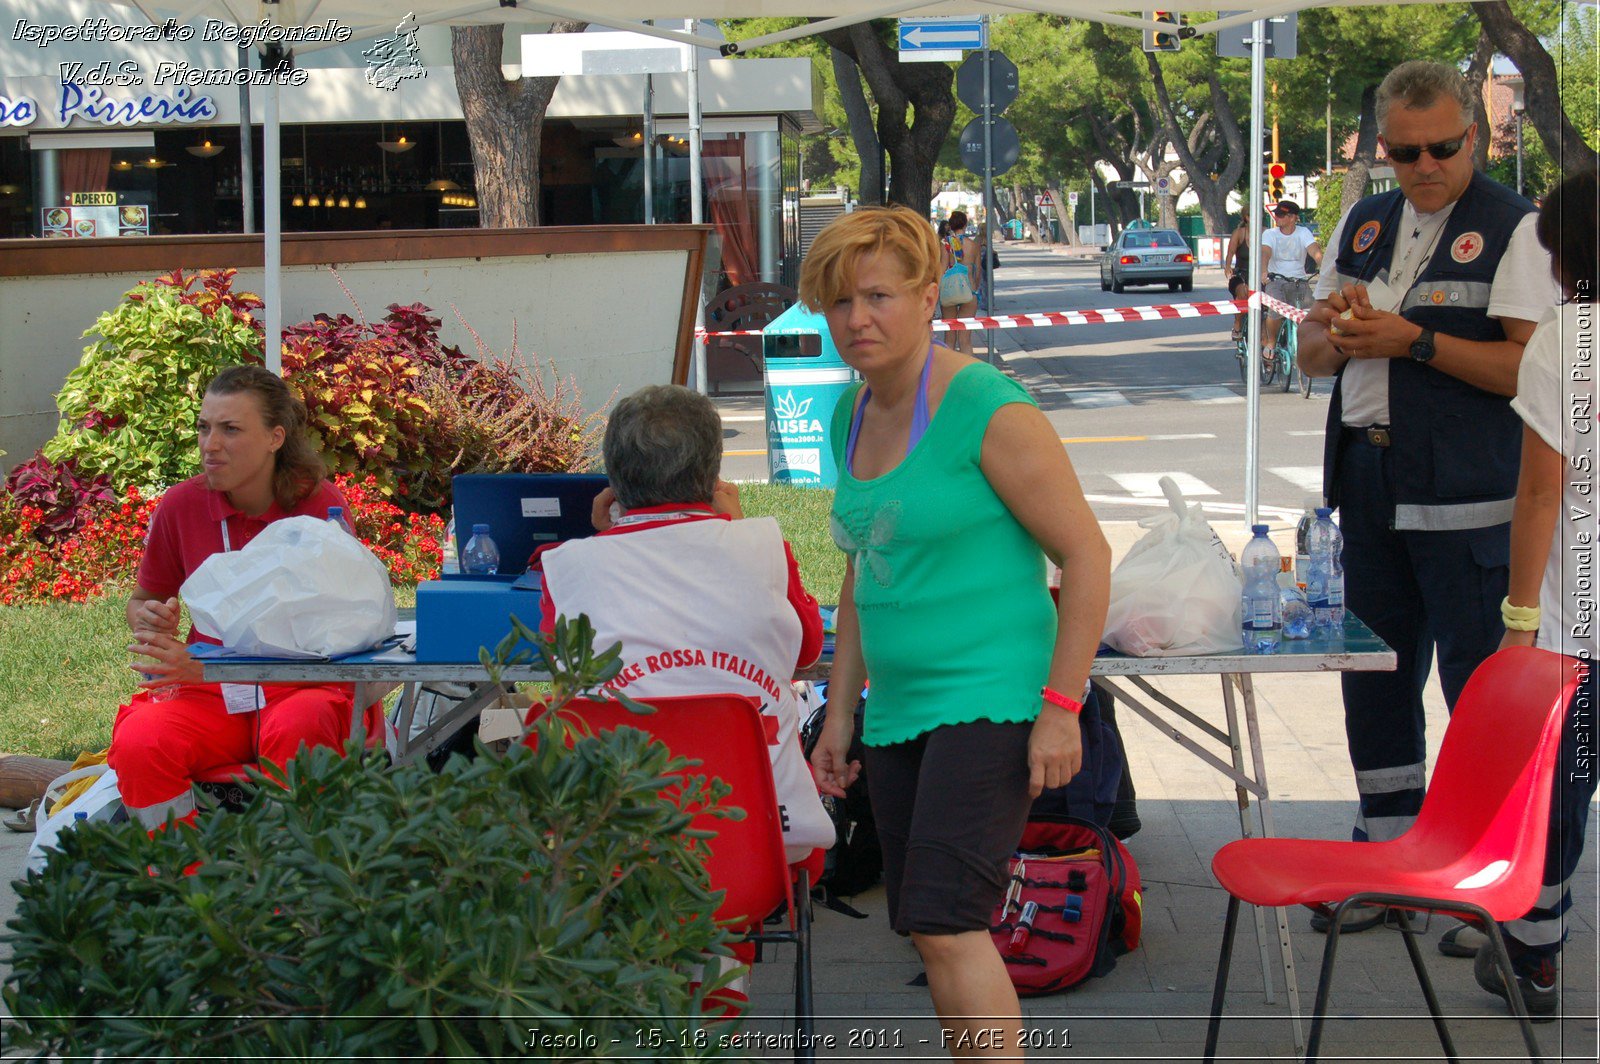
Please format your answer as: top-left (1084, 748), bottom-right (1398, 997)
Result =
top-left (1102, 477), bottom-right (1242, 657)
top-left (181, 515), bottom-right (397, 659)
top-left (27, 766), bottom-right (123, 876)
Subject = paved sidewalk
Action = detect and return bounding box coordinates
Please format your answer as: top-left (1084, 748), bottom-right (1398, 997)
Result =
top-left (737, 520), bottom-right (1600, 1062)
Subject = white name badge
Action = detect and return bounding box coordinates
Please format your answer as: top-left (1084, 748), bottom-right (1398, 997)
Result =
top-left (221, 683), bottom-right (263, 715)
top-left (520, 497), bottom-right (561, 518)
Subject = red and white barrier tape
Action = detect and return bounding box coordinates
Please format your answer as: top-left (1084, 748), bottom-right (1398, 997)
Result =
top-left (1253, 289), bottom-right (1310, 324)
top-left (695, 291), bottom-right (1307, 337)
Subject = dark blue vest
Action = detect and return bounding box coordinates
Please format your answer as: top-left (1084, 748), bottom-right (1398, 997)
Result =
top-left (1322, 171), bottom-right (1537, 513)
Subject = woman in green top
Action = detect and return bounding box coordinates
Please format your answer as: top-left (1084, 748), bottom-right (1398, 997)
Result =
top-left (803, 206), bottom-right (1111, 1059)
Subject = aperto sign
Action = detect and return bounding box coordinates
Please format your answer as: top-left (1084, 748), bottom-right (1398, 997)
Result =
top-left (0, 83), bottom-right (218, 129)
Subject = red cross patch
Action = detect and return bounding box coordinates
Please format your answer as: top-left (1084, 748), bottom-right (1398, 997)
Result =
top-left (1451, 232), bottom-right (1484, 263)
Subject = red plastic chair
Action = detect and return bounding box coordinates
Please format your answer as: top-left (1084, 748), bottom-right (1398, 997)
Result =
top-left (527, 693), bottom-right (816, 1054)
top-left (1203, 647), bottom-right (1581, 1064)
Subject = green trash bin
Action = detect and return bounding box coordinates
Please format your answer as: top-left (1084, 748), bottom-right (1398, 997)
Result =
top-left (763, 303), bottom-right (858, 488)
top-left (1006, 218), bottom-right (1024, 240)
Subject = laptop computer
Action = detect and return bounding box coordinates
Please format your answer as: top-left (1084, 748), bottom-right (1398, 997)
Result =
top-left (450, 473), bottom-right (609, 575)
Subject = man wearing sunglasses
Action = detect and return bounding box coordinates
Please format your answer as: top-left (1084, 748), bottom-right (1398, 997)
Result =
top-left (1297, 61), bottom-right (1556, 934)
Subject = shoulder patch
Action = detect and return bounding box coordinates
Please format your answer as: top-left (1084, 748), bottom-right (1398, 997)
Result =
top-left (1451, 232), bottom-right (1485, 264)
top-left (1353, 220), bottom-right (1381, 254)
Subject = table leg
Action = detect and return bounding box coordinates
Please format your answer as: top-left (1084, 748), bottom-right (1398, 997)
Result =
top-left (395, 682), bottom-right (506, 768)
top-left (349, 681), bottom-right (401, 752)
top-left (1226, 672), bottom-right (1305, 1055)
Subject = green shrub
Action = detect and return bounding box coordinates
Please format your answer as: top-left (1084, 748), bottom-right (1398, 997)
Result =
top-left (43, 270), bottom-right (263, 490)
top-left (2, 618), bottom-right (743, 1058)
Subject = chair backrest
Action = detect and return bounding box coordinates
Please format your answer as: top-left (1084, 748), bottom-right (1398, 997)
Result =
top-left (538, 693), bottom-right (792, 930)
top-left (1409, 647), bottom-right (1582, 918)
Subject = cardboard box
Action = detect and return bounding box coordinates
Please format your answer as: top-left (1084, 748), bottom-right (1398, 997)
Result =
top-left (415, 578), bottom-right (545, 664)
top-left (479, 692), bottom-right (537, 745)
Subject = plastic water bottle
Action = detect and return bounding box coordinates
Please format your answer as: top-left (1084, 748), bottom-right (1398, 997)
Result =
top-left (326, 506), bottom-right (355, 536)
top-left (441, 514), bottom-right (460, 575)
top-left (1278, 572), bottom-right (1313, 640)
top-left (1239, 524), bottom-right (1282, 654)
top-left (462, 524), bottom-right (500, 575)
top-left (1306, 508), bottom-right (1346, 631)
top-left (1294, 497), bottom-right (1321, 584)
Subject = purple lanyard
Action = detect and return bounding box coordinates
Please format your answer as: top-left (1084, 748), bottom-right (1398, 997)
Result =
top-left (845, 344), bottom-right (934, 476)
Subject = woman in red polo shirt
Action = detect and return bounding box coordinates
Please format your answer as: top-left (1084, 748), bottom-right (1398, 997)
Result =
top-left (111, 365), bottom-right (369, 830)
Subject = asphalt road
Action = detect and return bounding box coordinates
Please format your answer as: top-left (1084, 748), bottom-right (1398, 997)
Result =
top-left (716, 241), bottom-right (1330, 529)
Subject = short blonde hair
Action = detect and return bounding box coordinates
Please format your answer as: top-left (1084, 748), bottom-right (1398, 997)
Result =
top-left (799, 205), bottom-right (940, 311)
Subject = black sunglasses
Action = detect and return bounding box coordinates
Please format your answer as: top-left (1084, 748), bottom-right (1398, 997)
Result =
top-left (1385, 131), bottom-right (1469, 165)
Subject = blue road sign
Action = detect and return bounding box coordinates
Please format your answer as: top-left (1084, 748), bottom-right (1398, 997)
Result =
top-left (898, 18), bottom-right (986, 52)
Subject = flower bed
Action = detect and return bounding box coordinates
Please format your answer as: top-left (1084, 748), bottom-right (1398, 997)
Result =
top-left (1, 476), bottom-right (442, 607)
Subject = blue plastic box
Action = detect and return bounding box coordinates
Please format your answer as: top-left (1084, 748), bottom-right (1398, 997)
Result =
top-left (415, 577), bottom-right (544, 664)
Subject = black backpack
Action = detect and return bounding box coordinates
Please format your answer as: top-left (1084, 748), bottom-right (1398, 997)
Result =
top-left (799, 685), bottom-right (882, 910)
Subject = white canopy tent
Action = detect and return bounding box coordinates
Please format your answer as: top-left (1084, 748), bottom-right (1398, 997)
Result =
top-left (86, 0), bottom-right (1438, 525)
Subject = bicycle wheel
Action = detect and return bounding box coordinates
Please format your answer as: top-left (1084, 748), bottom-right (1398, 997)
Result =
top-left (1299, 363), bottom-right (1314, 398)
top-left (1277, 337), bottom-right (1294, 393)
top-left (1235, 339), bottom-right (1249, 384)
top-left (1259, 345), bottom-right (1276, 386)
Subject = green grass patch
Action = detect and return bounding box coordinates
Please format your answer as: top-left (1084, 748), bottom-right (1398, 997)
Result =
top-left (1, 592), bottom-right (139, 760)
top-left (739, 483), bottom-right (844, 600)
top-left (0, 488), bottom-right (841, 759)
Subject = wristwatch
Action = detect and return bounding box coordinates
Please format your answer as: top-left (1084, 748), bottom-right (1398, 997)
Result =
top-left (1409, 327), bottom-right (1437, 363)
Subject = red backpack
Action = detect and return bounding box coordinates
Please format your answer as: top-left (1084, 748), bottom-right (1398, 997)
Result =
top-left (988, 814), bottom-right (1142, 996)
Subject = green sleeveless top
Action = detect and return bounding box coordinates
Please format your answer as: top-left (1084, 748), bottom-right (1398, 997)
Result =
top-left (829, 361), bottom-right (1056, 746)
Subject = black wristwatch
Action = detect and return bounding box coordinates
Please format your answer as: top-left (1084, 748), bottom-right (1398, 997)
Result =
top-left (1409, 328), bottom-right (1437, 363)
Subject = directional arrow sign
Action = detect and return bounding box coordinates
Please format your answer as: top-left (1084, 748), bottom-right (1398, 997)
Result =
top-left (898, 18), bottom-right (986, 52)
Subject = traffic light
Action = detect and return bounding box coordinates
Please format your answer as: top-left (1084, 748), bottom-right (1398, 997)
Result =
top-left (1144, 10), bottom-right (1182, 52)
top-left (1269, 161), bottom-right (1287, 203)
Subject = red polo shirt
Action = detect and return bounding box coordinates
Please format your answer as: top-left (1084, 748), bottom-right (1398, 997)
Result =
top-left (537, 502), bottom-right (824, 673)
top-left (136, 475), bottom-right (348, 644)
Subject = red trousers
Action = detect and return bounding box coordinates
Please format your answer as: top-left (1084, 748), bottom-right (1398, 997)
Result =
top-left (108, 683), bottom-right (374, 828)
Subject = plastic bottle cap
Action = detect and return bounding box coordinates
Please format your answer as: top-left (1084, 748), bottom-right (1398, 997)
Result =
top-left (1315, 507), bottom-right (1332, 518)
top-left (472, 523), bottom-right (490, 534)
top-left (1251, 524), bottom-right (1269, 535)
top-left (328, 507), bottom-right (342, 516)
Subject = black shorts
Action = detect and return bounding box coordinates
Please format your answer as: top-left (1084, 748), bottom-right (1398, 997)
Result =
top-left (1227, 273), bottom-right (1248, 300)
top-left (865, 719), bottom-right (1034, 935)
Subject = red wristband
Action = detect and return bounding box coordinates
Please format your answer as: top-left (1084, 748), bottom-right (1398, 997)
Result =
top-left (1041, 686), bottom-right (1083, 715)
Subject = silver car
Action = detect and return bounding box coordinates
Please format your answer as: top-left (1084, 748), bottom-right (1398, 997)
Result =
top-left (1099, 227), bottom-right (1195, 294)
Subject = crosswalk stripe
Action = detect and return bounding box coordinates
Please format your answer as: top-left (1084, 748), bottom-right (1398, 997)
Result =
top-left (1180, 386), bottom-right (1245, 405)
top-left (1269, 466), bottom-right (1325, 493)
top-left (1285, 430), bottom-right (1324, 437)
top-left (1108, 471), bottom-right (1220, 497)
top-left (1067, 389), bottom-right (1131, 409)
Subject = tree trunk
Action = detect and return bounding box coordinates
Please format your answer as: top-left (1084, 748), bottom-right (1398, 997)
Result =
top-left (1145, 56), bottom-right (1247, 236)
top-left (831, 46), bottom-right (882, 205)
top-left (1475, 0), bottom-right (1598, 179)
top-left (822, 22), bottom-right (956, 217)
top-left (1340, 84), bottom-right (1380, 216)
top-left (1465, 28), bottom-right (1496, 172)
top-left (451, 21), bottom-right (586, 228)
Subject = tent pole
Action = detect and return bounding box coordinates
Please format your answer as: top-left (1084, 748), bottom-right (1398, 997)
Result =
top-left (264, 79), bottom-right (283, 375)
top-left (1244, 20), bottom-right (1265, 528)
top-left (686, 18), bottom-right (707, 394)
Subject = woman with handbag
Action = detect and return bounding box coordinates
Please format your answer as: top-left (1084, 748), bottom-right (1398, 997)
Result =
top-left (112, 365), bottom-right (377, 831)
top-left (939, 209), bottom-right (982, 356)
top-left (803, 206), bottom-right (1111, 1059)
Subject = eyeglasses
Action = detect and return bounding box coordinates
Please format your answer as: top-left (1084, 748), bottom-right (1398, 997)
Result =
top-left (1273, 209), bottom-right (1296, 217)
top-left (1385, 131), bottom-right (1470, 165)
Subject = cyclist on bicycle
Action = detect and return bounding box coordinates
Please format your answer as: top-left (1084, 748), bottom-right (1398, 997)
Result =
top-left (1260, 200), bottom-right (1322, 360)
top-left (1225, 219), bottom-right (1251, 343)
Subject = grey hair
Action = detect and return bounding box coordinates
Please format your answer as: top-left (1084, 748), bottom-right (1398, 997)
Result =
top-left (603, 384), bottom-right (721, 510)
top-left (1376, 61), bottom-right (1474, 135)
